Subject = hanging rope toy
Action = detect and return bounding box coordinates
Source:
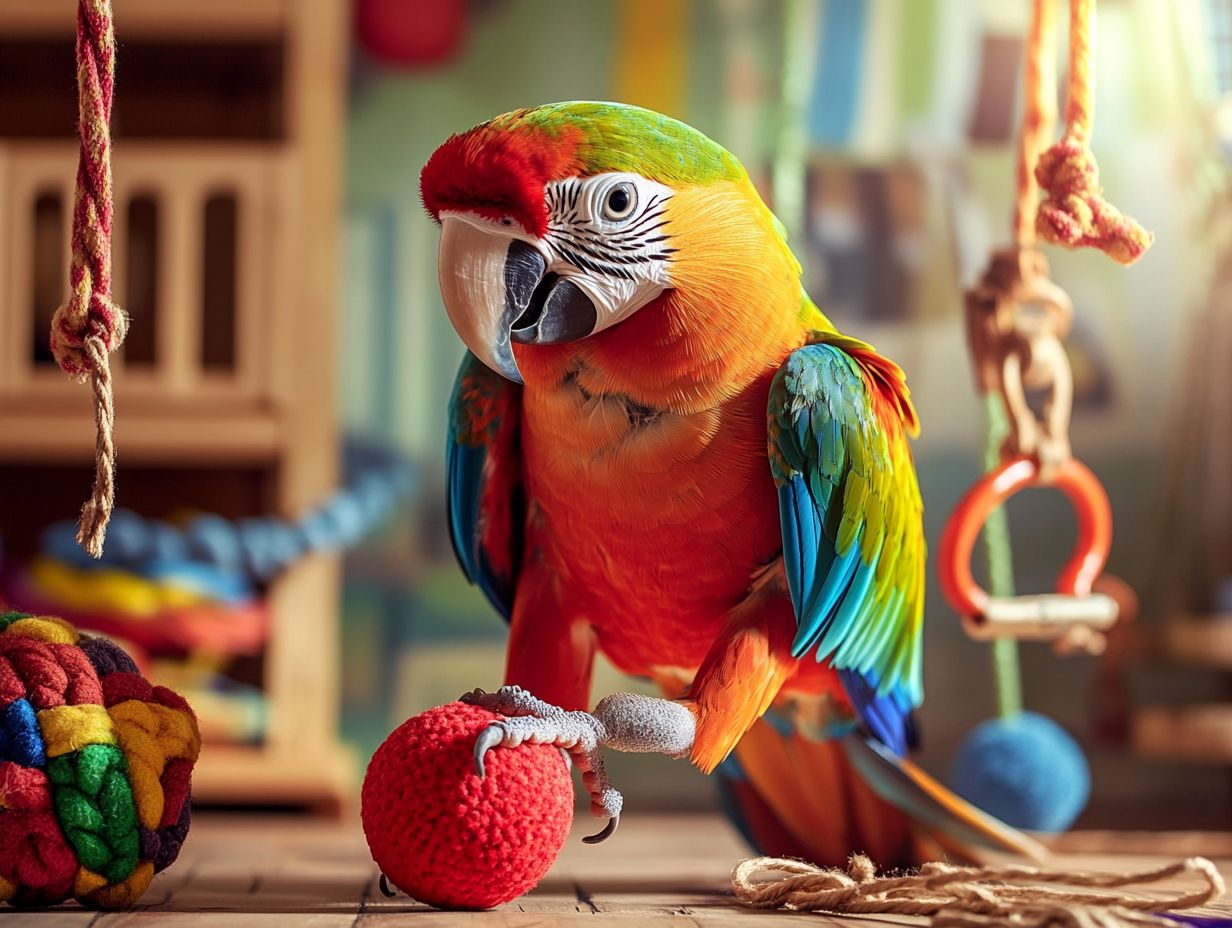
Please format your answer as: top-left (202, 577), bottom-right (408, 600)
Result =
top-left (50, 0), bottom-right (129, 559)
top-left (939, 453), bottom-right (1116, 654)
top-left (944, 247), bottom-right (1118, 656)
top-left (939, 0), bottom-right (1154, 835)
top-left (946, 0), bottom-right (1156, 671)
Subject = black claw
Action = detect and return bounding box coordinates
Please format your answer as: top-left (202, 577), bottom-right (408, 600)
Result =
top-left (379, 873), bottom-right (397, 897)
top-left (582, 815), bottom-right (619, 845)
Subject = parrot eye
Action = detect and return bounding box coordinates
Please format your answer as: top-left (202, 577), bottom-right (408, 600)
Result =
top-left (601, 183), bottom-right (637, 222)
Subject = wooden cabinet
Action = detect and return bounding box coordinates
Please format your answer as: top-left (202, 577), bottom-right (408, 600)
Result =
top-left (0, 0), bottom-right (353, 811)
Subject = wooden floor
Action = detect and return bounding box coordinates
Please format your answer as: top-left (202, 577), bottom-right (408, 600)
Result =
top-left (6, 814), bottom-right (1232, 926)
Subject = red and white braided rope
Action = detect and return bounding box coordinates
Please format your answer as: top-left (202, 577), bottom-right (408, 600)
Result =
top-left (50, 0), bottom-right (128, 558)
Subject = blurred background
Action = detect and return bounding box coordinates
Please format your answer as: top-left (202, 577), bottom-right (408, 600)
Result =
top-left (1, 0), bottom-right (1230, 829)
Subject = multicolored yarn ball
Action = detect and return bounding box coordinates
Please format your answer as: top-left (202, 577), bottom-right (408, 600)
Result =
top-left (361, 702), bottom-right (573, 910)
top-left (949, 711), bottom-right (1089, 833)
top-left (0, 611), bottom-right (200, 908)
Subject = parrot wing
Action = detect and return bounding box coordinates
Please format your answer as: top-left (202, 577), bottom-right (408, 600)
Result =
top-left (447, 351), bottom-right (524, 622)
top-left (768, 335), bottom-right (924, 755)
top-left (749, 336), bottom-right (1043, 862)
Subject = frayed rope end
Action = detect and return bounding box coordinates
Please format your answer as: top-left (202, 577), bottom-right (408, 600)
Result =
top-left (1034, 139), bottom-right (1154, 266)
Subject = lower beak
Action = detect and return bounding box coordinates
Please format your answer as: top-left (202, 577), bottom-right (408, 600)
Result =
top-left (437, 216), bottom-right (597, 383)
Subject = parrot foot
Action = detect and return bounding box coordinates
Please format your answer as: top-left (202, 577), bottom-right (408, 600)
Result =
top-left (461, 685), bottom-right (561, 720)
top-left (459, 686), bottom-right (696, 845)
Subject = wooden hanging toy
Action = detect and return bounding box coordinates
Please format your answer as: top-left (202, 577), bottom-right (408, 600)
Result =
top-left (938, 0), bottom-right (1151, 658)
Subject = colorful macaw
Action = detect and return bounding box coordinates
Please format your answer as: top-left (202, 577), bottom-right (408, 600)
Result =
top-left (421, 102), bottom-right (1039, 865)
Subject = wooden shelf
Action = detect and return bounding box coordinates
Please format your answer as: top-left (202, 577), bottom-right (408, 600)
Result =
top-left (0, 407), bottom-right (281, 464)
top-left (1, 0), bottom-right (352, 816)
top-left (0, 0), bottom-right (286, 38)
top-left (192, 743), bottom-right (356, 815)
top-left (1133, 704), bottom-right (1232, 764)
top-left (1158, 615), bottom-right (1232, 670)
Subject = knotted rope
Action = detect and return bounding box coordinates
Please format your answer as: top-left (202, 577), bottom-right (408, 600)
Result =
top-left (50, 0), bottom-right (128, 559)
top-left (733, 854), bottom-right (1226, 927)
top-left (1033, 0), bottom-right (1153, 264)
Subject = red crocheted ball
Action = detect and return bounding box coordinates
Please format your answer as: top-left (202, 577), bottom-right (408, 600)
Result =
top-left (361, 702), bottom-right (573, 910)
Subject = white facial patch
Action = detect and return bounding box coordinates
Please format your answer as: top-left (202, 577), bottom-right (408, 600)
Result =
top-left (540, 173), bottom-right (675, 333)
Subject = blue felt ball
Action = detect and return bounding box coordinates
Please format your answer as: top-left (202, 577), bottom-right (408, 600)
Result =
top-left (949, 712), bottom-right (1090, 833)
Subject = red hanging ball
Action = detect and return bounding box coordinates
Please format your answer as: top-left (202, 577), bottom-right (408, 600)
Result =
top-left (360, 702), bottom-right (573, 910)
top-left (355, 0), bottom-right (468, 69)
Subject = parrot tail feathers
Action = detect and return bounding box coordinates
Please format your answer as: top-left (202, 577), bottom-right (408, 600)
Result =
top-left (717, 716), bottom-right (919, 868)
top-left (716, 718), bottom-right (1047, 869)
top-left (840, 733), bottom-right (1049, 862)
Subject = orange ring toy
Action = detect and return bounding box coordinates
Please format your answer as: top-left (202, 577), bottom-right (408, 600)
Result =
top-left (938, 456), bottom-right (1113, 628)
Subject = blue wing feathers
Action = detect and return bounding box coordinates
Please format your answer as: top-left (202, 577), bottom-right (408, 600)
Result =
top-left (779, 482), bottom-right (817, 630)
top-left (840, 669), bottom-right (916, 755)
top-left (446, 352), bottom-right (522, 623)
top-left (801, 543), bottom-right (861, 651)
top-left (445, 438), bottom-right (482, 584)
top-left (815, 550), bottom-right (880, 659)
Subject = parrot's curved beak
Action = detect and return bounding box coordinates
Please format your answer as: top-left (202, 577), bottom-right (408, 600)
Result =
top-left (437, 214), bottom-right (598, 384)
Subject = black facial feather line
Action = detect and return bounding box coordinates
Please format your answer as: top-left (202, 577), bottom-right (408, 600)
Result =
top-left (542, 178), bottom-right (671, 280)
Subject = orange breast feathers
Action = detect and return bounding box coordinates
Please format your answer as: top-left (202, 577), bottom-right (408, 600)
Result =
top-left (506, 176), bottom-right (815, 672)
top-left (514, 356), bottom-right (787, 674)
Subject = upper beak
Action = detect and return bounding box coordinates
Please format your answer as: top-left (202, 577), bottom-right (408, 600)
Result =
top-left (437, 215), bottom-right (598, 383)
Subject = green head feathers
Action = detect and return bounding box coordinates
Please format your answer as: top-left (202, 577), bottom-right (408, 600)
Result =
top-left (496, 101), bottom-right (746, 185)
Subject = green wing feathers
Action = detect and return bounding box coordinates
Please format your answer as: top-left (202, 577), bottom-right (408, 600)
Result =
top-left (768, 334), bottom-right (924, 753)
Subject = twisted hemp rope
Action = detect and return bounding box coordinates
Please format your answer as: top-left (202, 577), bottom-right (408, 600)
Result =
top-left (1033, 0), bottom-right (1153, 264)
top-left (1013, 0), bottom-right (1058, 249)
top-left (50, 0), bottom-right (129, 559)
top-left (733, 854), bottom-right (1226, 927)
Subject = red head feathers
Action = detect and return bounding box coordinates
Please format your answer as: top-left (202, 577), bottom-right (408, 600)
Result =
top-left (420, 118), bottom-right (584, 238)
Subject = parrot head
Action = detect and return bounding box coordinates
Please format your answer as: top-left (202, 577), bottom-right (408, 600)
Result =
top-left (421, 101), bottom-right (797, 384)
